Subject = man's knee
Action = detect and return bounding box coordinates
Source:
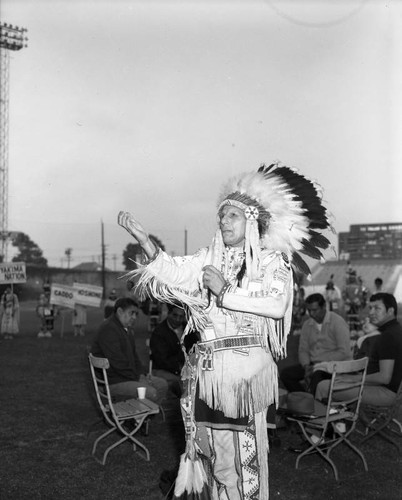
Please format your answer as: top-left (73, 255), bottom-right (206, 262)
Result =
top-left (145, 386), bottom-right (158, 402)
top-left (315, 379), bottom-right (330, 400)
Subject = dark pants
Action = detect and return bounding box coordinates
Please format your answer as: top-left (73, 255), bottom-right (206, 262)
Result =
top-left (281, 364), bottom-right (332, 395)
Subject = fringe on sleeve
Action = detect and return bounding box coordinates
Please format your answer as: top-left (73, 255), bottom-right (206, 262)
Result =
top-left (123, 251), bottom-right (210, 333)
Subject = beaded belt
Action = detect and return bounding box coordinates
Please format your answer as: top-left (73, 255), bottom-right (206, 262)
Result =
top-left (198, 335), bottom-right (262, 371)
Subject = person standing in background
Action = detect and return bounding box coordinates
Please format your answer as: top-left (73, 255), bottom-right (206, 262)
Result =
top-left (1, 286), bottom-right (20, 340)
top-left (72, 304), bottom-right (87, 336)
top-left (103, 289), bottom-right (118, 319)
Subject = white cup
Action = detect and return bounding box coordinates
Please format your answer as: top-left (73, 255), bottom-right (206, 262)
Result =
top-left (137, 387), bottom-right (146, 399)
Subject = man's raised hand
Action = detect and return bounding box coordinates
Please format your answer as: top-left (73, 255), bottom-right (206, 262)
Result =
top-left (117, 211), bottom-right (149, 246)
top-left (117, 211), bottom-right (157, 259)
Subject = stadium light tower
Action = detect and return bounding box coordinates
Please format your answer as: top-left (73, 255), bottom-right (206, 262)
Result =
top-left (0, 23), bottom-right (28, 262)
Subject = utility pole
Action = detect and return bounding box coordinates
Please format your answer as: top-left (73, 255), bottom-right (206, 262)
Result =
top-left (184, 228), bottom-right (188, 255)
top-left (101, 220), bottom-right (106, 299)
top-left (0, 23), bottom-right (28, 261)
top-left (65, 248), bottom-right (72, 269)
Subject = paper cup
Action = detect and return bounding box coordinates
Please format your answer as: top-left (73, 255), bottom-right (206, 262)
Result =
top-left (137, 387), bottom-right (146, 399)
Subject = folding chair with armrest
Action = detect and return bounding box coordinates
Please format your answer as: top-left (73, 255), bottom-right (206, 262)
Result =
top-left (287, 357), bottom-right (369, 481)
top-left (88, 353), bottom-right (159, 465)
top-left (359, 378), bottom-right (402, 453)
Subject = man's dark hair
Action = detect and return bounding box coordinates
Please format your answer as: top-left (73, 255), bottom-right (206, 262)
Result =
top-left (369, 293), bottom-right (397, 316)
top-left (305, 293), bottom-right (326, 307)
top-left (114, 297), bottom-right (138, 313)
top-left (167, 302), bottom-right (184, 313)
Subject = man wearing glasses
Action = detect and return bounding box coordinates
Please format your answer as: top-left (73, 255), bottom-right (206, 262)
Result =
top-left (91, 296), bottom-right (168, 404)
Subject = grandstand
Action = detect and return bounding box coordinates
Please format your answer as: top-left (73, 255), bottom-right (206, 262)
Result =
top-left (305, 259), bottom-right (402, 303)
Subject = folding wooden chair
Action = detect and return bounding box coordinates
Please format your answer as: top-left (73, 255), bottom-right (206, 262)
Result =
top-left (88, 353), bottom-right (159, 465)
top-left (287, 357), bottom-right (369, 481)
top-left (359, 379), bottom-right (402, 453)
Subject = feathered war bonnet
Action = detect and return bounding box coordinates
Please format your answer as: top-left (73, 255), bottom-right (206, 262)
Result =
top-left (214, 162), bottom-right (332, 278)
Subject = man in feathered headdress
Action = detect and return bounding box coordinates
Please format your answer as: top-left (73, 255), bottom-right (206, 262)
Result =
top-left (118, 163), bottom-right (332, 500)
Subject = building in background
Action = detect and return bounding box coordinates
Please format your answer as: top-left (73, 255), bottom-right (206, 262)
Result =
top-left (339, 223), bottom-right (402, 260)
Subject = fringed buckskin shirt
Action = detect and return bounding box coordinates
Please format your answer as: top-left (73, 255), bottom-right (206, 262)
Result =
top-left (133, 245), bottom-right (293, 419)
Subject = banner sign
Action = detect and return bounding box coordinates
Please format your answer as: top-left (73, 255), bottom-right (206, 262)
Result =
top-left (73, 282), bottom-right (103, 307)
top-left (50, 284), bottom-right (75, 309)
top-left (0, 262), bottom-right (27, 284)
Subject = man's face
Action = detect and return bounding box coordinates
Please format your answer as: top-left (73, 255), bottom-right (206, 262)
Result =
top-left (219, 205), bottom-right (247, 248)
top-left (306, 301), bottom-right (326, 324)
top-left (368, 300), bottom-right (394, 327)
top-left (117, 305), bottom-right (138, 328)
top-left (168, 307), bottom-right (186, 329)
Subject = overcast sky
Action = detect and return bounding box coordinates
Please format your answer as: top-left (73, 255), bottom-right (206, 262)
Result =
top-left (2, 0), bottom-right (402, 270)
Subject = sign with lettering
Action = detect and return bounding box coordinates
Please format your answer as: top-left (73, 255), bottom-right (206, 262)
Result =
top-left (73, 282), bottom-right (103, 307)
top-left (50, 284), bottom-right (75, 308)
top-left (0, 262), bottom-right (27, 284)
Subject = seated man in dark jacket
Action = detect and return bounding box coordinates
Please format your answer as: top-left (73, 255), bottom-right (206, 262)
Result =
top-left (150, 303), bottom-right (198, 397)
top-left (91, 297), bottom-right (167, 405)
top-left (150, 304), bottom-right (186, 397)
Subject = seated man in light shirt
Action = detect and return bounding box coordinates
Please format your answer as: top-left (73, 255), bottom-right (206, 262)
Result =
top-left (281, 293), bottom-right (352, 395)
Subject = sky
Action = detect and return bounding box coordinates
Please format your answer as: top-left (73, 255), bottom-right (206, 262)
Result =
top-left (2, 0), bottom-right (402, 271)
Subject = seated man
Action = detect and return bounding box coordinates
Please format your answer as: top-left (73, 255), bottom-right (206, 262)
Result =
top-left (150, 304), bottom-right (186, 397)
top-left (151, 303), bottom-right (199, 397)
top-left (91, 297), bottom-right (168, 405)
top-left (281, 293), bottom-right (352, 395)
top-left (316, 293), bottom-right (402, 406)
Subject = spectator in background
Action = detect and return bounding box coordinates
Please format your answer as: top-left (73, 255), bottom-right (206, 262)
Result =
top-left (150, 303), bottom-right (198, 397)
top-left (342, 267), bottom-right (364, 331)
top-left (43, 278), bottom-right (51, 298)
top-left (103, 289), bottom-right (118, 319)
top-left (292, 285), bottom-right (306, 334)
top-left (1, 286), bottom-right (20, 340)
top-left (357, 276), bottom-right (369, 311)
top-left (72, 304), bottom-right (87, 336)
top-left (91, 297), bottom-right (168, 405)
top-left (324, 275), bottom-right (341, 314)
top-left (281, 293), bottom-right (352, 395)
top-left (37, 293), bottom-right (57, 338)
top-left (373, 277), bottom-right (383, 293)
top-left (150, 304), bottom-right (186, 397)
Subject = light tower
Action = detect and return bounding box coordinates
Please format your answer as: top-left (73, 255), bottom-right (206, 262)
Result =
top-left (0, 23), bottom-right (28, 262)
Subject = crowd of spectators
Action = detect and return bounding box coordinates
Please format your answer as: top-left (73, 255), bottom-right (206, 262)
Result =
top-left (282, 266), bottom-right (402, 439)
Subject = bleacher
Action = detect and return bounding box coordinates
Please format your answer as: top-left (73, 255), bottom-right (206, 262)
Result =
top-left (306, 259), bottom-right (402, 302)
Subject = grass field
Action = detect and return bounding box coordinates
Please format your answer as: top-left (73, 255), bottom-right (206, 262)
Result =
top-left (1, 303), bottom-right (401, 499)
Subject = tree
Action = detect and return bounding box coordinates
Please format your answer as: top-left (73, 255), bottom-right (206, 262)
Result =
top-left (11, 232), bottom-right (48, 266)
top-left (122, 234), bottom-right (165, 270)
